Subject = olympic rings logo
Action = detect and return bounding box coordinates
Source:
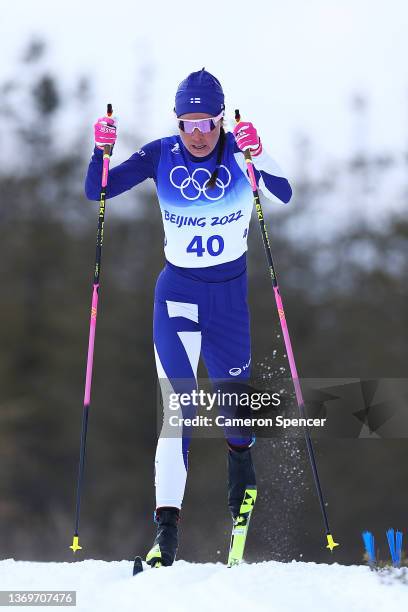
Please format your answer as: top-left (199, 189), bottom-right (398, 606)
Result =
top-left (169, 165), bottom-right (232, 201)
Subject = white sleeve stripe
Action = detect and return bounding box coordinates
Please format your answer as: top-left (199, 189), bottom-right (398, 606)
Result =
top-left (251, 149), bottom-right (285, 177)
top-left (233, 150), bottom-right (286, 179)
top-left (233, 152), bottom-right (287, 202)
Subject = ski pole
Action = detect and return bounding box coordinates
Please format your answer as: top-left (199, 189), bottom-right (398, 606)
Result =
top-left (235, 110), bottom-right (338, 552)
top-left (70, 104), bottom-right (113, 553)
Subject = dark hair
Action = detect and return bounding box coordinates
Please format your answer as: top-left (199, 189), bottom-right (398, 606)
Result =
top-left (206, 125), bottom-right (226, 190)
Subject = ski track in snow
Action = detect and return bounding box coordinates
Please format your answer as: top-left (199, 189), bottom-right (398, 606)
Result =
top-left (1, 559), bottom-right (408, 612)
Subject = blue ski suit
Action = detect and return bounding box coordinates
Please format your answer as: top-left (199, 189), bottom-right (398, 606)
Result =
top-left (85, 130), bottom-right (292, 508)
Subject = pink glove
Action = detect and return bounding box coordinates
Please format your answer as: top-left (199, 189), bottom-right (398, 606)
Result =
top-left (94, 116), bottom-right (117, 150)
top-left (233, 121), bottom-right (262, 157)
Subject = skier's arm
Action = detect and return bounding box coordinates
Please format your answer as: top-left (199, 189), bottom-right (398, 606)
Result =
top-left (85, 140), bottom-right (160, 200)
top-left (248, 148), bottom-right (292, 204)
top-left (233, 143), bottom-right (292, 204)
top-left (233, 122), bottom-right (292, 204)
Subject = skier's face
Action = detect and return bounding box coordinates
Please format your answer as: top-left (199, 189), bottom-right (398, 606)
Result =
top-left (178, 113), bottom-right (222, 157)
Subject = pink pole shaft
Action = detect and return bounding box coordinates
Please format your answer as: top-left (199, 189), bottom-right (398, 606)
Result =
top-left (102, 154), bottom-right (110, 188)
top-left (246, 155), bottom-right (305, 406)
top-left (84, 283), bottom-right (99, 406)
top-left (273, 286), bottom-right (304, 407)
top-left (246, 160), bottom-right (258, 191)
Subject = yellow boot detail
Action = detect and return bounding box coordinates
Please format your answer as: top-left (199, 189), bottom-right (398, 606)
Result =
top-left (146, 543), bottom-right (162, 567)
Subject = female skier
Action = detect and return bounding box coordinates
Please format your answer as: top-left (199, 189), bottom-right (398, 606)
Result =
top-left (85, 69), bottom-right (292, 567)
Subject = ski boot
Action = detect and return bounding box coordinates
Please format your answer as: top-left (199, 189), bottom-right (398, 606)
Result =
top-left (146, 506), bottom-right (180, 568)
top-left (227, 444), bottom-right (256, 519)
top-left (227, 444), bottom-right (257, 566)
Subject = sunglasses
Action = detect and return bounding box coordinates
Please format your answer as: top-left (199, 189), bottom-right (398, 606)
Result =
top-left (177, 111), bottom-right (224, 134)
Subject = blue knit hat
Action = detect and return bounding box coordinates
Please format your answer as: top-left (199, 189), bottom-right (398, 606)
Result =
top-left (174, 68), bottom-right (225, 117)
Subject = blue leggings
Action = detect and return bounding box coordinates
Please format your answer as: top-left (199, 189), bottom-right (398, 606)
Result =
top-left (153, 262), bottom-right (252, 508)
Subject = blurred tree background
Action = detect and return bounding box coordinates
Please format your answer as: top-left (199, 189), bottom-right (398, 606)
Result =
top-left (1, 40), bottom-right (407, 566)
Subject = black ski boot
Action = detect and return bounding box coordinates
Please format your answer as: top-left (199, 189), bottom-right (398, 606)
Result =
top-left (146, 507), bottom-right (180, 567)
top-left (227, 444), bottom-right (256, 518)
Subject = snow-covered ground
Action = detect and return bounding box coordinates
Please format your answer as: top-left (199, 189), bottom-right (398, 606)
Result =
top-left (1, 559), bottom-right (408, 612)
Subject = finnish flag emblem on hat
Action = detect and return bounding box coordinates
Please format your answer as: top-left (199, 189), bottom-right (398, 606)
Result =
top-left (175, 69), bottom-right (224, 117)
